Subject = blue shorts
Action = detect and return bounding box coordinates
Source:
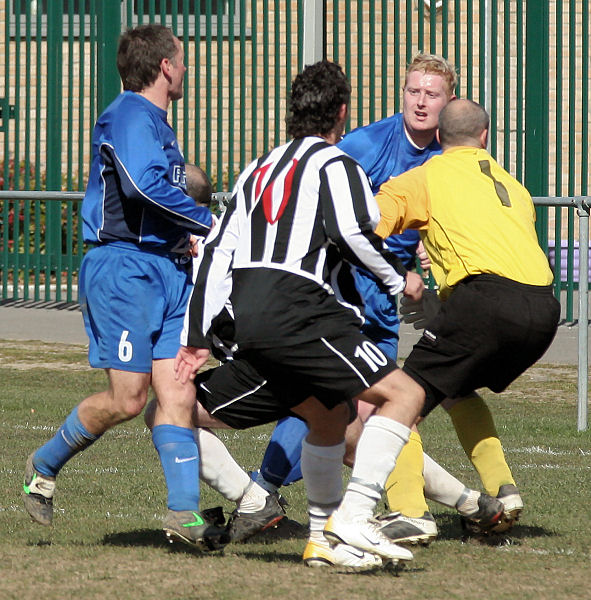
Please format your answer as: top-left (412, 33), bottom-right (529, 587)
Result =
top-left (79, 243), bottom-right (192, 372)
top-left (355, 268), bottom-right (400, 361)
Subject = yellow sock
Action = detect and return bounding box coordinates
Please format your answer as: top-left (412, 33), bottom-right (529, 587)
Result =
top-left (447, 393), bottom-right (515, 497)
top-left (384, 431), bottom-right (428, 517)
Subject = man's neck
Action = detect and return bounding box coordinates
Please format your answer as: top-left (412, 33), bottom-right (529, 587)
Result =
top-left (138, 82), bottom-right (170, 112)
top-left (322, 130), bottom-right (340, 145)
top-left (403, 123), bottom-right (436, 150)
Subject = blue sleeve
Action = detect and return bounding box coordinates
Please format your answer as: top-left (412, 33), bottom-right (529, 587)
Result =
top-left (338, 115), bottom-right (401, 192)
top-left (384, 230), bottom-right (420, 269)
top-left (109, 110), bottom-right (211, 235)
top-left (338, 127), bottom-right (381, 179)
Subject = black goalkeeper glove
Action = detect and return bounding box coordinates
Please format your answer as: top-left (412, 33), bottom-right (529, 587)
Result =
top-left (399, 289), bottom-right (441, 330)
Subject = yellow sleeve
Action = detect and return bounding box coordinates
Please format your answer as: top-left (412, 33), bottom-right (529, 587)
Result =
top-left (374, 167), bottom-right (431, 239)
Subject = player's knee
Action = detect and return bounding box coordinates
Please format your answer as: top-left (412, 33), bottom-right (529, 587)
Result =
top-left (122, 399), bottom-right (147, 420)
top-left (113, 390), bottom-right (149, 421)
top-left (364, 369), bottom-right (426, 417)
top-left (157, 385), bottom-right (196, 413)
top-left (401, 378), bottom-right (426, 417)
top-left (306, 402), bottom-right (349, 443)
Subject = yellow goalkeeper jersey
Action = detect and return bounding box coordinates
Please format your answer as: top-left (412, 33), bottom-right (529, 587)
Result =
top-left (375, 146), bottom-right (553, 299)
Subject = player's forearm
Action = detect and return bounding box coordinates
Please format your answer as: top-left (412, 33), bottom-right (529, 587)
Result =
top-left (138, 180), bottom-right (213, 236)
top-left (322, 168), bottom-right (408, 293)
top-left (185, 209), bottom-right (239, 345)
top-left (335, 228), bottom-right (408, 295)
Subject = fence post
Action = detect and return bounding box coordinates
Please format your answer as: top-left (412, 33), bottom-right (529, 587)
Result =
top-left (302, 0), bottom-right (325, 66)
top-left (46, 1), bottom-right (64, 302)
top-left (524, 0), bottom-right (549, 248)
top-left (96, 1), bottom-right (122, 115)
top-left (577, 198), bottom-right (589, 432)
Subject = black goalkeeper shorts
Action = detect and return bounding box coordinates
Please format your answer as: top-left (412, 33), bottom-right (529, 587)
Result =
top-left (403, 274), bottom-right (560, 416)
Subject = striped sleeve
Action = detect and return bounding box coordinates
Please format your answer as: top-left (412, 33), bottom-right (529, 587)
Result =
top-left (319, 155), bottom-right (407, 295)
top-left (181, 193), bottom-right (242, 347)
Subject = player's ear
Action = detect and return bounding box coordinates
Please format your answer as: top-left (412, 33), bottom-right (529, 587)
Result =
top-left (161, 56), bottom-right (172, 81)
top-left (479, 128), bottom-right (489, 149)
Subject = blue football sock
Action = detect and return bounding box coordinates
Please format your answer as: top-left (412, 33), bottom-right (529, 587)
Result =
top-left (33, 406), bottom-right (100, 477)
top-left (152, 424), bottom-right (200, 511)
top-left (259, 417), bottom-right (308, 487)
top-left (283, 456), bottom-right (303, 485)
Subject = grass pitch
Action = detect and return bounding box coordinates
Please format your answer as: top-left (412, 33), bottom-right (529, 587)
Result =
top-left (1, 340), bottom-right (590, 600)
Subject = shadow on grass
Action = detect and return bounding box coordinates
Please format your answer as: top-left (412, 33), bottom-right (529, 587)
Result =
top-left (102, 528), bottom-right (169, 549)
top-left (229, 549), bottom-right (301, 564)
top-left (102, 530), bottom-right (304, 563)
top-left (101, 515), bottom-right (308, 551)
top-left (26, 539), bottom-right (53, 547)
top-left (230, 549), bottom-right (423, 576)
top-left (433, 511), bottom-right (558, 546)
top-left (236, 517), bottom-right (309, 544)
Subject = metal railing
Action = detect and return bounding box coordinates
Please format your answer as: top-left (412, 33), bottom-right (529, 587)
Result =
top-left (533, 196), bottom-right (590, 432)
top-left (0, 190), bottom-right (84, 304)
top-left (1, 190), bottom-right (589, 430)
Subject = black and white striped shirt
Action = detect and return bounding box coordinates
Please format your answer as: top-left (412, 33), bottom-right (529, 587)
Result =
top-left (183, 136), bottom-right (407, 349)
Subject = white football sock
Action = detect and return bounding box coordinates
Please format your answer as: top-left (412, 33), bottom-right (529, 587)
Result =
top-left (423, 452), bottom-right (483, 515)
top-left (194, 428), bottom-right (266, 510)
top-left (423, 452), bottom-right (466, 508)
top-left (340, 416), bottom-right (410, 521)
top-left (455, 489), bottom-right (483, 516)
top-left (301, 439), bottom-right (345, 539)
top-left (238, 480), bottom-right (270, 513)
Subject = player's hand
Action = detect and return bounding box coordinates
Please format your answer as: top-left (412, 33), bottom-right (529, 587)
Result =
top-left (188, 235), bottom-right (205, 257)
top-left (174, 346), bottom-right (210, 383)
top-left (416, 241), bottom-right (431, 274)
top-left (402, 270), bottom-right (424, 301)
top-left (400, 289), bottom-right (441, 330)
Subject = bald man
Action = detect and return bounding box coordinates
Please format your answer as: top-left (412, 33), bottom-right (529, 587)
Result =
top-left (185, 163), bottom-right (213, 208)
top-left (375, 100), bottom-right (560, 476)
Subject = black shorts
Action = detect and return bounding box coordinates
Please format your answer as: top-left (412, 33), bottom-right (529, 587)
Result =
top-left (196, 359), bottom-right (297, 429)
top-left (195, 331), bottom-right (397, 429)
top-left (403, 274), bottom-right (560, 416)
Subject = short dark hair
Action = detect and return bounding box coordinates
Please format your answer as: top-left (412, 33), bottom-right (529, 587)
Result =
top-left (286, 61), bottom-right (351, 139)
top-left (117, 24), bottom-right (178, 92)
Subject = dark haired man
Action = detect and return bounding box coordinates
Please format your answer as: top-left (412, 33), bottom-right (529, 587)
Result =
top-left (22, 24), bottom-right (228, 551)
top-left (175, 60), bottom-right (427, 568)
top-left (252, 53), bottom-right (523, 543)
